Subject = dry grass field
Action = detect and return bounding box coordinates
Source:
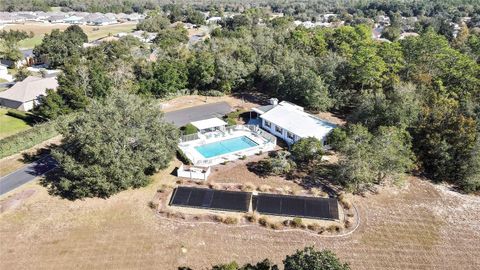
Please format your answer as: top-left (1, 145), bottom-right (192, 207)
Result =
top-left (1, 157), bottom-right (479, 270)
top-left (4, 22), bottom-right (138, 49)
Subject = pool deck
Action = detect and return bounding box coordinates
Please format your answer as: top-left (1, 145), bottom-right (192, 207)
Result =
top-left (179, 126), bottom-right (276, 166)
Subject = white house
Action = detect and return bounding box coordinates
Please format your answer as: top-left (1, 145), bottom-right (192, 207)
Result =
top-left (253, 100), bottom-right (336, 146)
top-left (0, 76), bottom-right (58, 111)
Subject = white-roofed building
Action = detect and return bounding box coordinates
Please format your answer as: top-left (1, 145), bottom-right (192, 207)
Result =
top-left (0, 76), bottom-right (58, 111)
top-left (190, 117), bottom-right (227, 133)
top-left (256, 101), bottom-right (336, 146)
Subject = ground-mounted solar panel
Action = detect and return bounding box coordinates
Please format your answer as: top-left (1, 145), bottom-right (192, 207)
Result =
top-left (169, 186), bottom-right (251, 212)
top-left (254, 193), bottom-right (339, 220)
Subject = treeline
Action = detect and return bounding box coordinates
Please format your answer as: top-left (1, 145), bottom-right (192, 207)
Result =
top-left (2, 0), bottom-right (480, 19)
top-left (29, 10), bottom-right (480, 193)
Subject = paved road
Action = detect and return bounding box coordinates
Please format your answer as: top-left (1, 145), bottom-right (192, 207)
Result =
top-left (165, 101), bottom-right (232, 127)
top-left (0, 155), bottom-right (57, 195)
top-left (0, 102), bottom-right (233, 195)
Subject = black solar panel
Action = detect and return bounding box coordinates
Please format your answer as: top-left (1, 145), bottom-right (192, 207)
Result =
top-left (170, 186), bottom-right (251, 212)
top-left (254, 193), bottom-right (339, 220)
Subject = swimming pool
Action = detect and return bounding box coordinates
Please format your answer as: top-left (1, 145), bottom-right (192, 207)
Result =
top-left (195, 136), bottom-right (259, 158)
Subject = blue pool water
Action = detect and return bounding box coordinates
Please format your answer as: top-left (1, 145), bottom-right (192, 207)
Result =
top-left (195, 136), bottom-right (258, 158)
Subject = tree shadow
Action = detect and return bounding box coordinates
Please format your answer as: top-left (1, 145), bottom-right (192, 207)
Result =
top-left (298, 163), bottom-right (344, 197)
top-left (246, 160), bottom-right (271, 178)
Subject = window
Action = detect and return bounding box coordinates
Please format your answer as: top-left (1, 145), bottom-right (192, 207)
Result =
top-left (275, 126), bottom-right (283, 134)
top-left (287, 132), bottom-right (295, 140)
top-left (264, 120), bottom-right (271, 128)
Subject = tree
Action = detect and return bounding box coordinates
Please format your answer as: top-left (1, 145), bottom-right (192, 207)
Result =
top-left (14, 66), bottom-right (32, 81)
top-left (290, 137), bottom-right (324, 165)
top-left (136, 58), bottom-right (188, 98)
top-left (266, 151), bottom-right (296, 176)
top-left (350, 82), bottom-right (420, 130)
top-left (381, 25), bottom-right (401, 41)
top-left (153, 26), bottom-right (189, 49)
top-left (188, 51), bottom-right (215, 90)
top-left (283, 247), bottom-right (350, 270)
top-left (0, 30), bottom-right (32, 63)
top-left (412, 91), bottom-right (478, 186)
top-left (186, 9), bottom-right (205, 25)
top-left (334, 124), bottom-right (414, 192)
top-left (136, 14), bottom-right (170, 32)
top-left (33, 25), bottom-right (87, 68)
top-left (43, 91), bottom-right (178, 199)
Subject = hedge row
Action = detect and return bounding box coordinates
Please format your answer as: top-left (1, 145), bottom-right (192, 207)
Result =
top-left (6, 109), bottom-right (45, 124)
top-left (0, 121), bottom-right (58, 159)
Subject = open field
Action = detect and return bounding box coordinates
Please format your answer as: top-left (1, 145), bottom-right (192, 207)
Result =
top-left (4, 22), bottom-right (138, 49)
top-left (0, 108), bottom-right (31, 139)
top-left (0, 157), bottom-right (479, 270)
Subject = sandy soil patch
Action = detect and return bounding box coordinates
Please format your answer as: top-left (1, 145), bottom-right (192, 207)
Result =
top-left (0, 157), bottom-right (479, 270)
top-left (159, 93), bottom-right (265, 112)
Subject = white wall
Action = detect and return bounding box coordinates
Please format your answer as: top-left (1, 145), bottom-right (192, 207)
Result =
top-left (261, 118), bottom-right (297, 145)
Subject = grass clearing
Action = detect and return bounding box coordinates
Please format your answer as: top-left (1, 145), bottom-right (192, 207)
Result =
top-left (6, 22), bottom-right (138, 49)
top-left (0, 108), bottom-right (31, 139)
top-left (0, 159), bottom-right (479, 269)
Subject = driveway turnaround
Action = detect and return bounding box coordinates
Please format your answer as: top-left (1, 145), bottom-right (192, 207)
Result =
top-left (0, 155), bottom-right (57, 196)
top-left (0, 102), bottom-right (233, 195)
top-left (164, 102), bottom-right (233, 127)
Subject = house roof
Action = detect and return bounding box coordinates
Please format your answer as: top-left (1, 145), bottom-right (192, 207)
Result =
top-left (191, 117), bottom-right (227, 130)
top-left (0, 76), bottom-right (58, 102)
top-left (259, 101), bottom-right (336, 139)
top-left (252, 104), bottom-right (275, 115)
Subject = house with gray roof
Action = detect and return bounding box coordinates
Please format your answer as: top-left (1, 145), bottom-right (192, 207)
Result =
top-left (0, 76), bottom-right (58, 111)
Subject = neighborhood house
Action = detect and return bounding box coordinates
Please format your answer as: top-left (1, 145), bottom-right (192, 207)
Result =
top-left (0, 76), bottom-right (58, 111)
top-left (253, 99), bottom-right (336, 145)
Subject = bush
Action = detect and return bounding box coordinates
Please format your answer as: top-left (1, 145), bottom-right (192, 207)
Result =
top-left (200, 90), bottom-right (224, 96)
top-left (291, 137), bottom-right (324, 164)
top-left (176, 148), bottom-right (192, 165)
top-left (6, 109), bottom-right (44, 124)
top-left (291, 217), bottom-right (303, 228)
top-left (181, 123), bottom-right (198, 135)
top-left (223, 216), bottom-right (238, 224)
top-left (244, 213), bottom-right (258, 223)
top-left (258, 217), bottom-right (269, 227)
top-left (0, 121), bottom-right (57, 159)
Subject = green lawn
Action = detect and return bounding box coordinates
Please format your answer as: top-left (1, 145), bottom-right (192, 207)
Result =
top-left (0, 108), bottom-right (31, 139)
top-left (14, 23), bottom-right (138, 49)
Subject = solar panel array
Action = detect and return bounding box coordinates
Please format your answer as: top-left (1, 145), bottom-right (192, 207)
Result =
top-left (169, 186), bottom-right (339, 220)
top-left (254, 193), bottom-right (339, 220)
top-left (169, 186), bottom-right (251, 212)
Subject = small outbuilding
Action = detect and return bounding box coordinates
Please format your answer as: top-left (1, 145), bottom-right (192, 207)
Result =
top-left (190, 117), bottom-right (227, 133)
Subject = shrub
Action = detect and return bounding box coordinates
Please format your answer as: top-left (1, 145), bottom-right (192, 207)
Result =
top-left (307, 223), bottom-right (323, 232)
top-left (181, 123), bottom-right (198, 135)
top-left (270, 222), bottom-right (282, 230)
top-left (258, 184), bottom-right (271, 192)
top-left (200, 90), bottom-right (224, 96)
top-left (244, 213), bottom-right (258, 223)
top-left (223, 216), bottom-right (238, 225)
top-left (176, 148), bottom-right (192, 165)
top-left (291, 137), bottom-right (324, 164)
top-left (258, 217), bottom-right (269, 227)
top-left (0, 121), bottom-right (58, 159)
top-left (241, 182), bottom-right (256, 192)
top-left (240, 155), bottom-right (247, 160)
top-left (326, 224), bottom-right (342, 233)
top-left (291, 217), bottom-right (303, 228)
top-left (148, 200), bottom-right (158, 209)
